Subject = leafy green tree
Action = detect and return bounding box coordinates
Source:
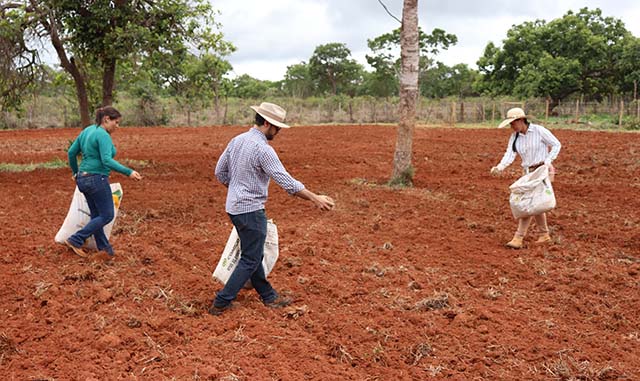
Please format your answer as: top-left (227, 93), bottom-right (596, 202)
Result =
top-left (476, 8), bottom-right (636, 109)
top-left (617, 36), bottom-right (640, 94)
top-left (420, 63), bottom-right (480, 98)
top-left (366, 27), bottom-right (457, 98)
top-left (165, 53), bottom-right (233, 124)
top-left (0, 4), bottom-right (40, 111)
top-left (283, 62), bottom-right (315, 98)
top-left (3, 0), bottom-right (232, 126)
top-left (229, 75), bottom-right (282, 99)
top-left (308, 43), bottom-right (364, 96)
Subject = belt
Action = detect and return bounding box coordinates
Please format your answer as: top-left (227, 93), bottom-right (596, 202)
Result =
top-left (78, 172), bottom-right (95, 177)
top-left (527, 162), bottom-right (544, 172)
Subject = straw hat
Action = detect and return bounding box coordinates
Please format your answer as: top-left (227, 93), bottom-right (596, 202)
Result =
top-left (498, 107), bottom-right (528, 128)
top-left (250, 102), bottom-right (290, 128)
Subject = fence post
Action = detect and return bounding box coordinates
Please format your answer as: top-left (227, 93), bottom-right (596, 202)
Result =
top-left (492, 102), bottom-right (496, 122)
top-left (451, 101), bottom-right (456, 126)
top-left (459, 101), bottom-right (464, 123)
top-left (545, 98), bottom-right (550, 121)
top-left (574, 99), bottom-right (579, 122)
top-left (619, 99), bottom-right (624, 127)
top-left (635, 80), bottom-right (639, 118)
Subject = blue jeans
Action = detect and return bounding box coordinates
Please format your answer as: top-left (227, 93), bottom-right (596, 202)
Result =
top-left (67, 174), bottom-right (115, 255)
top-left (213, 210), bottom-right (278, 307)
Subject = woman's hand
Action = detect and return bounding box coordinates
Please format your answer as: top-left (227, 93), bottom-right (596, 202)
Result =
top-left (129, 171), bottom-right (143, 181)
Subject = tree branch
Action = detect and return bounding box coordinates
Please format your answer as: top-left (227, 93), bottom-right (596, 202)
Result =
top-left (377, 0), bottom-right (401, 23)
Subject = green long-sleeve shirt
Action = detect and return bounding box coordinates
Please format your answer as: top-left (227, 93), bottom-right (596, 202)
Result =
top-left (68, 124), bottom-right (133, 177)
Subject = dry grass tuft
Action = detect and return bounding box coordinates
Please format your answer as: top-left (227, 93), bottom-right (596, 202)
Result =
top-left (543, 353), bottom-right (623, 381)
top-left (328, 342), bottom-right (356, 364)
top-left (407, 342), bottom-right (433, 365)
top-left (484, 287), bottom-right (502, 300)
top-left (153, 286), bottom-right (203, 317)
top-left (0, 333), bottom-right (19, 364)
top-left (415, 292), bottom-right (450, 311)
top-left (32, 281), bottom-right (52, 298)
top-left (63, 271), bottom-right (96, 282)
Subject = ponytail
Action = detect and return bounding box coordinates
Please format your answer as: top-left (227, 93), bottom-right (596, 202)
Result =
top-left (95, 106), bottom-right (122, 125)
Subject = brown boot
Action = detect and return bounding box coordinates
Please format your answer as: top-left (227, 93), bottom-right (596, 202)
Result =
top-left (65, 240), bottom-right (89, 258)
top-left (505, 236), bottom-right (523, 249)
top-left (535, 233), bottom-right (551, 244)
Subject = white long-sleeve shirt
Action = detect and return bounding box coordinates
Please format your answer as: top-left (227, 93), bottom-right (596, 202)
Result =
top-left (496, 123), bottom-right (561, 171)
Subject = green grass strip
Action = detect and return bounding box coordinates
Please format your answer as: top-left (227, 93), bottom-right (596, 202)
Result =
top-left (0, 158), bottom-right (68, 172)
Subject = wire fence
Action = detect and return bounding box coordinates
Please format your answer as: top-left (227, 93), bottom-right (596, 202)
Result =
top-left (2, 95), bottom-right (640, 129)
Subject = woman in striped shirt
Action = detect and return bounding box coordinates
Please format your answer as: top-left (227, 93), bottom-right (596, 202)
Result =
top-left (491, 107), bottom-right (561, 249)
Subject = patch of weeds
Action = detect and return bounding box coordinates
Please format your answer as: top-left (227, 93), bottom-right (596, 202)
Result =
top-left (542, 353), bottom-right (622, 381)
top-left (153, 286), bottom-right (203, 317)
top-left (0, 333), bottom-right (19, 364)
top-left (426, 365), bottom-right (444, 377)
top-left (126, 317), bottom-right (142, 328)
top-left (0, 158), bottom-right (67, 172)
top-left (415, 292), bottom-right (450, 311)
top-left (484, 287), bottom-right (502, 300)
top-left (220, 374), bottom-right (243, 381)
top-left (388, 166), bottom-right (415, 188)
top-left (232, 325), bottom-right (246, 342)
top-left (406, 342), bottom-right (433, 365)
top-left (33, 281), bottom-right (52, 298)
top-left (63, 271), bottom-right (96, 282)
top-left (364, 263), bottom-right (387, 277)
top-left (283, 256), bottom-right (302, 268)
top-left (283, 305), bottom-right (309, 320)
top-left (349, 177), bottom-right (377, 187)
top-left (328, 342), bottom-right (355, 365)
top-left (369, 342), bottom-right (388, 365)
top-left (124, 158), bottom-right (151, 168)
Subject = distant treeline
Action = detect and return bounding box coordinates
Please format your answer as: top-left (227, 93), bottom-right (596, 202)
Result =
top-left (2, 3), bottom-right (639, 129)
top-left (4, 95), bottom-right (639, 130)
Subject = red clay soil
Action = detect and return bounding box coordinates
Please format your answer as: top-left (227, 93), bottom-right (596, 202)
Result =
top-left (0, 125), bottom-right (639, 380)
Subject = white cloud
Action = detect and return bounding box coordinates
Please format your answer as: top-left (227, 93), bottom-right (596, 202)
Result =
top-left (213, 0), bottom-right (640, 81)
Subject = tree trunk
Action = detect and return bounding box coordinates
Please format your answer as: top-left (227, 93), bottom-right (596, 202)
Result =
top-left (391, 0), bottom-right (419, 186)
top-left (37, 6), bottom-right (90, 127)
top-left (549, 98), bottom-right (560, 116)
top-left (102, 57), bottom-right (116, 106)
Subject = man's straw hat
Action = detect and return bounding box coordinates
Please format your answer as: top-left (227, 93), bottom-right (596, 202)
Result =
top-left (250, 102), bottom-right (290, 128)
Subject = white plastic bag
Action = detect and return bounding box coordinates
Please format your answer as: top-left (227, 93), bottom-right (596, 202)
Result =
top-left (212, 220), bottom-right (279, 285)
top-left (54, 183), bottom-right (123, 249)
top-left (509, 165), bottom-right (556, 219)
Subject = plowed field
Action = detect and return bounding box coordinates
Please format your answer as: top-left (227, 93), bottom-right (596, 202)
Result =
top-left (1, 125), bottom-right (639, 380)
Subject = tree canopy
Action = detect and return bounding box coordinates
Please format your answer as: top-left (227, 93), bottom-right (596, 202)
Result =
top-left (2, 0), bottom-right (233, 126)
top-left (476, 7), bottom-right (639, 109)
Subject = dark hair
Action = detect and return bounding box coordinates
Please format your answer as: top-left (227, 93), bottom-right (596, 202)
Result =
top-left (95, 106), bottom-right (122, 125)
top-left (511, 118), bottom-right (530, 152)
top-left (255, 113), bottom-right (266, 126)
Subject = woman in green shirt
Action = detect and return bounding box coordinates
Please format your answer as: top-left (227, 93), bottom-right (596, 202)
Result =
top-left (65, 106), bottom-right (142, 258)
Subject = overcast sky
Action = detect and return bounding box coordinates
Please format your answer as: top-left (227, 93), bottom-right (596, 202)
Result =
top-left (212, 0), bottom-right (640, 81)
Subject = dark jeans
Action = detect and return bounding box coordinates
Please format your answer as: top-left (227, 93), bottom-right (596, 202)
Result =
top-left (67, 174), bottom-right (115, 255)
top-left (213, 210), bottom-right (278, 307)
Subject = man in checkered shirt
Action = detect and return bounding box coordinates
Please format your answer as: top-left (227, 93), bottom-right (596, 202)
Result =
top-left (209, 102), bottom-right (335, 316)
